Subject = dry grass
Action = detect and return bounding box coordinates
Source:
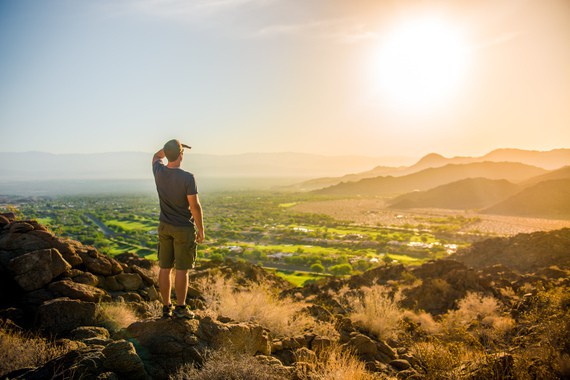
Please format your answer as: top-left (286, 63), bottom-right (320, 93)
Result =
top-left (441, 292), bottom-right (515, 346)
top-left (196, 275), bottom-right (319, 337)
top-left (295, 343), bottom-right (381, 380)
top-left (171, 349), bottom-right (290, 380)
top-left (402, 310), bottom-right (441, 335)
top-left (99, 302), bottom-right (139, 333)
top-left (0, 322), bottom-right (70, 376)
top-left (410, 340), bottom-right (474, 380)
top-left (344, 285), bottom-right (403, 341)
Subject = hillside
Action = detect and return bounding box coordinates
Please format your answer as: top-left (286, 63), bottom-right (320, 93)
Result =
top-left (521, 165), bottom-right (570, 187)
top-left (1, 214), bottom-right (569, 378)
top-left (388, 178), bottom-right (520, 210)
top-left (314, 162), bottom-right (547, 197)
top-left (483, 178), bottom-right (570, 219)
top-left (452, 227), bottom-right (570, 271)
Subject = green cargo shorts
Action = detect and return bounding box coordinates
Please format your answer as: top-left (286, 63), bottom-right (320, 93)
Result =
top-left (157, 221), bottom-right (197, 270)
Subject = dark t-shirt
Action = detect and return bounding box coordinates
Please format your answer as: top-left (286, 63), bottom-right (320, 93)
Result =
top-left (152, 160), bottom-right (198, 226)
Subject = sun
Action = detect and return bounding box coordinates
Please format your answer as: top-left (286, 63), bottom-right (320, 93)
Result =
top-left (375, 17), bottom-right (469, 111)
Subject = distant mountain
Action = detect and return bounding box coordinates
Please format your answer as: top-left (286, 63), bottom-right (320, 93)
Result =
top-left (280, 165), bottom-right (403, 191)
top-left (452, 228), bottom-right (570, 271)
top-left (287, 148), bottom-right (570, 191)
top-left (482, 148), bottom-right (570, 170)
top-left (521, 165), bottom-right (570, 187)
top-left (314, 162), bottom-right (547, 197)
top-left (483, 178), bottom-right (570, 219)
top-left (388, 178), bottom-right (520, 210)
top-left (0, 151), bottom-right (393, 181)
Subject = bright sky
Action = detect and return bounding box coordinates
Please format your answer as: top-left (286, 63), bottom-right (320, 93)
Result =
top-left (1, 0), bottom-right (569, 158)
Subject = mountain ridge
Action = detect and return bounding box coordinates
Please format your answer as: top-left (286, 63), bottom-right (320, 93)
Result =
top-left (314, 161), bottom-right (548, 197)
top-left (287, 148), bottom-right (570, 191)
top-left (388, 178), bottom-right (520, 210)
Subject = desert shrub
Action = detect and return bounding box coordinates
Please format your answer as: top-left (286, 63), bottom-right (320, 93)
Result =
top-left (513, 348), bottom-right (560, 380)
top-left (295, 343), bottom-right (378, 380)
top-left (514, 287), bottom-right (570, 377)
top-left (99, 302), bottom-right (138, 332)
top-left (311, 320), bottom-right (340, 341)
top-left (345, 285), bottom-right (403, 341)
top-left (0, 322), bottom-right (70, 376)
top-left (171, 349), bottom-right (289, 380)
top-left (441, 292), bottom-right (514, 346)
top-left (410, 340), bottom-right (472, 380)
top-left (197, 275), bottom-right (318, 337)
top-left (402, 310), bottom-right (441, 335)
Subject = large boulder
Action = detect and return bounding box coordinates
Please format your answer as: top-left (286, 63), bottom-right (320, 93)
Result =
top-left (78, 249), bottom-right (123, 276)
top-left (0, 232), bottom-right (52, 255)
top-left (4, 347), bottom-right (107, 380)
top-left (8, 248), bottom-right (71, 291)
top-left (0, 227), bottom-right (83, 266)
top-left (196, 316), bottom-right (271, 356)
top-left (69, 326), bottom-right (111, 341)
top-left (115, 273), bottom-right (144, 291)
top-left (48, 279), bottom-right (111, 302)
top-left (102, 340), bottom-right (149, 380)
top-left (37, 297), bottom-right (102, 334)
top-left (127, 315), bottom-right (271, 379)
top-left (131, 265), bottom-right (158, 287)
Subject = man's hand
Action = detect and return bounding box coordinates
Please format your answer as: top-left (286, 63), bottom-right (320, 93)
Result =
top-left (195, 228), bottom-right (205, 243)
top-left (188, 194), bottom-right (205, 244)
top-left (153, 148), bottom-right (166, 164)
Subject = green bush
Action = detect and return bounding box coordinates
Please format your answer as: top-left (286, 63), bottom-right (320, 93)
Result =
top-left (329, 263), bottom-right (352, 276)
top-left (310, 263), bottom-right (325, 273)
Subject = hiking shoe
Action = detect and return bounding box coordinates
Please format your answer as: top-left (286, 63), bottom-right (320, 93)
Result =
top-left (173, 305), bottom-right (195, 319)
top-left (161, 304), bottom-right (173, 319)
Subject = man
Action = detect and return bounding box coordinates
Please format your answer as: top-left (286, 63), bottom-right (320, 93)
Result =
top-left (152, 139), bottom-right (204, 319)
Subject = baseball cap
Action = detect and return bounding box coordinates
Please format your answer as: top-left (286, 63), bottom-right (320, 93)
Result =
top-left (164, 139), bottom-right (190, 161)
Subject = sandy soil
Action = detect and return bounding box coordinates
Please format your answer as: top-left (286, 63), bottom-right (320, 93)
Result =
top-left (291, 199), bottom-right (570, 236)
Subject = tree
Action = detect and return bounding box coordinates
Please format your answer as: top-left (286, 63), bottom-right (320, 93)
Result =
top-left (353, 259), bottom-right (370, 272)
top-left (310, 263), bottom-right (325, 273)
top-left (329, 263), bottom-right (353, 276)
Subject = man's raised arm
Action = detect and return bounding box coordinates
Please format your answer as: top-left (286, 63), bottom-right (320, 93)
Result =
top-left (153, 148), bottom-right (165, 164)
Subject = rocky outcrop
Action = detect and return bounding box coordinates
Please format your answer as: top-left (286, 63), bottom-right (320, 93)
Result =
top-left (127, 314), bottom-right (271, 379)
top-left (37, 298), bottom-right (102, 334)
top-left (102, 340), bottom-right (148, 380)
top-left (0, 215), bottom-right (159, 327)
top-left (8, 248), bottom-right (71, 291)
top-left (452, 228), bottom-right (570, 272)
top-left (401, 260), bottom-right (495, 315)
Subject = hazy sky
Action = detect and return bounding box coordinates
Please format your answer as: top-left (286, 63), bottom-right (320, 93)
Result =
top-left (1, 0), bottom-right (569, 158)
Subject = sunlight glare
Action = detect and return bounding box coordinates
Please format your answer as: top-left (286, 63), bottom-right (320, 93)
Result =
top-left (375, 17), bottom-right (469, 111)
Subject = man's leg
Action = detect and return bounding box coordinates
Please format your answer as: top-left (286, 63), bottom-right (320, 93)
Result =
top-left (159, 268), bottom-right (173, 306)
top-left (175, 269), bottom-right (189, 306)
top-left (171, 225), bottom-right (196, 319)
